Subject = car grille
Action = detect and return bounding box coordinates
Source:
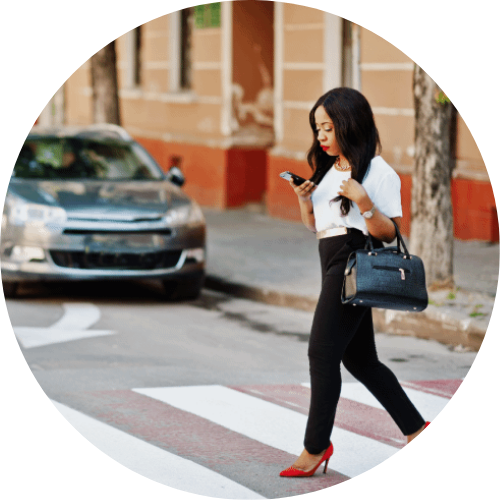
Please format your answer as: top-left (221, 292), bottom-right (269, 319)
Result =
top-left (62, 229), bottom-right (172, 236)
top-left (49, 249), bottom-right (183, 270)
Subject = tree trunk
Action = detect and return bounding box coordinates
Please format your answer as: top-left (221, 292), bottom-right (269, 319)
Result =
top-left (38, 84), bottom-right (65, 127)
top-left (90, 41), bottom-right (121, 125)
top-left (410, 65), bottom-right (454, 288)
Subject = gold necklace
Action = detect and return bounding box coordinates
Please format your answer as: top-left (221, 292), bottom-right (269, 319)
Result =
top-left (334, 157), bottom-right (351, 171)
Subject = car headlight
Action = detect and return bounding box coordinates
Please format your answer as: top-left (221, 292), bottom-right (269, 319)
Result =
top-left (164, 202), bottom-right (205, 227)
top-left (6, 194), bottom-right (67, 226)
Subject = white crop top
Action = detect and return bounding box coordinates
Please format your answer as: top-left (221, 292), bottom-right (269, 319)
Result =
top-left (311, 156), bottom-right (403, 235)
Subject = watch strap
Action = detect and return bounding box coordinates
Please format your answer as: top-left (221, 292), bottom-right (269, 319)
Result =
top-left (362, 204), bottom-right (376, 219)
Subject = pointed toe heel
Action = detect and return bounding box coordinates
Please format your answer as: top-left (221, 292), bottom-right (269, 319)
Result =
top-left (279, 443), bottom-right (333, 478)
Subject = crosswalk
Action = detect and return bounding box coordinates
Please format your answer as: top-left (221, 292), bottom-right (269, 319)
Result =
top-left (53, 379), bottom-right (459, 498)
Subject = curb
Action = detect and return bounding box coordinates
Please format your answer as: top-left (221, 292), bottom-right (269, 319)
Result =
top-left (204, 276), bottom-right (318, 311)
top-left (371, 308), bottom-right (485, 351)
top-left (204, 275), bottom-right (486, 351)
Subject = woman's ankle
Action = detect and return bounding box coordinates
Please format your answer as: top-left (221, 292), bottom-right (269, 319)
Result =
top-left (406, 423), bottom-right (426, 444)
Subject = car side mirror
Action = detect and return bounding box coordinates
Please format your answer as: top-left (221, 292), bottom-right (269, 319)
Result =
top-left (166, 166), bottom-right (185, 187)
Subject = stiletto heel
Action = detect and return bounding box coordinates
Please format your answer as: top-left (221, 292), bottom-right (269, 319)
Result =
top-left (280, 442), bottom-right (334, 477)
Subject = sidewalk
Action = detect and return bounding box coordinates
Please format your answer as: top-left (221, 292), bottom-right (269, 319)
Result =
top-left (203, 207), bottom-right (499, 351)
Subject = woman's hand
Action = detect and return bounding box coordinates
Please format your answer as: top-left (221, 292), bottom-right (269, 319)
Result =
top-left (289, 178), bottom-right (317, 201)
top-left (338, 178), bottom-right (368, 206)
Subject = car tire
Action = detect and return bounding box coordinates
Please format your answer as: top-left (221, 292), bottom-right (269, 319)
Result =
top-left (161, 271), bottom-right (205, 301)
top-left (2, 281), bottom-right (19, 299)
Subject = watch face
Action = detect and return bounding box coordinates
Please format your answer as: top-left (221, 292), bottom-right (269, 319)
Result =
top-left (362, 207), bottom-right (375, 219)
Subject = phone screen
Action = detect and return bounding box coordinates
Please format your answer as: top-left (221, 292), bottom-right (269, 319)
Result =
top-left (280, 171), bottom-right (306, 186)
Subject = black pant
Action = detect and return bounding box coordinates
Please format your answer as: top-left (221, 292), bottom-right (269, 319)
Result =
top-left (304, 230), bottom-right (426, 454)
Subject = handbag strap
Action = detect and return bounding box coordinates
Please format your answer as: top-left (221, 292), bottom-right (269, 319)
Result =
top-left (365, 220), bottom-right (411, 259)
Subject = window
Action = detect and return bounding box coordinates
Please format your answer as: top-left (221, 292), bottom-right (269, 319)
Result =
top-left (126, 26), bottom-right (142, 88)
top-left (169, 4), bottom-right (221, 93)
top-left (342, 20), bottom-right (353, 88)
top-left (342, 20), bottom-right (360, 90)
top-left (133, 27), bottom-right (142, 87)
top-left (14, 138), bottom-right (164, 181)
top-left (170, 8), bottom-right (193, 92)
top-left (180, 9), bottom-right (193, 90)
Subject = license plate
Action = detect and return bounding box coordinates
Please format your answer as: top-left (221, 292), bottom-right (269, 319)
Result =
top-left (89, 234), bottom-right (163, 248)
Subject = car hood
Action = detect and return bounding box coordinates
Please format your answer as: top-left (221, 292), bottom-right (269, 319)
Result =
top-left (7, 179), bottom-right (191, 221)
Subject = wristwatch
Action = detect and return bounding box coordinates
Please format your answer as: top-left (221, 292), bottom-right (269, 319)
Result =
top-left (361, 204), bottom-right (376, 219)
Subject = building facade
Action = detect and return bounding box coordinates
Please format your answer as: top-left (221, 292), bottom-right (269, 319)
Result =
top-left (47, 1), bottom-right (495, 241)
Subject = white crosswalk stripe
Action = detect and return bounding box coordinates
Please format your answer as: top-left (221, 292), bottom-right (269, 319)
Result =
top-left (302, 381), bottom-right (450, 421)
top-left (134, 385), bottom-right (398, 478)
top-left (52, 400), bottom-right (264, 499)
top-left (52, 380), bottom-right (455, 498)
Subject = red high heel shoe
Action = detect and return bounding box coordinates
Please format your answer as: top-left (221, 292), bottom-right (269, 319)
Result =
top-left (279, 443), bottom-right (334, 477)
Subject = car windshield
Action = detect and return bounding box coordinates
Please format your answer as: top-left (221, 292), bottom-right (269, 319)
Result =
top-left (13, 137), bottom-right (165, 181)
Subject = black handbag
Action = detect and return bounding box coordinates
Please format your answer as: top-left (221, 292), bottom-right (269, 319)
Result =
top-left (341, 221), bottom-right (428, 311)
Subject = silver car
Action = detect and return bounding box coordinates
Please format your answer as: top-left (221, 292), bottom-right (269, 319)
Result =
top-left (1, 124), bottom-right (206, 299)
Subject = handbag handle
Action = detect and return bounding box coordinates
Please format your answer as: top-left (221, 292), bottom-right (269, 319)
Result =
top-left (365, 220), bottom-right (411, 259)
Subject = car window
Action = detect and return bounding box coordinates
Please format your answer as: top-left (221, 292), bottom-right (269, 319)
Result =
top-left (13, 138), bottom-right (165, 181)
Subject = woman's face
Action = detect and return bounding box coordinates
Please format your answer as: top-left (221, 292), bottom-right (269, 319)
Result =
top-left (314, 105), bottom-right (342, 157)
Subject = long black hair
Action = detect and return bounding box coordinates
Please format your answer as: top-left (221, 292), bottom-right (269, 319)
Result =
top-left (307, 87), bottom-right (381, 216)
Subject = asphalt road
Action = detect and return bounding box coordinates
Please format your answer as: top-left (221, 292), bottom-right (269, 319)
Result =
top-left (5, 281), bottom-right (477, 498)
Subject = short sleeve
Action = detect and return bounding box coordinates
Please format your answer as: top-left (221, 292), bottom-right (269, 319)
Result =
top-left (372, 171), bottom-right (403, 219)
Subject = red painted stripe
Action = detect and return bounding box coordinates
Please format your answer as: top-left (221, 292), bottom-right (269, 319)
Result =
top-left (230, 380), bottom-right (462, 447)
top-left (229, 384), bottom-right (407, 449)
top-left (73, 389), bottom-right (349, 496)
top-left (401, 379), bottom-right (462, 399)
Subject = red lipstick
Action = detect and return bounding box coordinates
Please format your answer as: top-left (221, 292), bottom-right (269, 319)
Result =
top-left (321, 146), bottom-right (329, 151)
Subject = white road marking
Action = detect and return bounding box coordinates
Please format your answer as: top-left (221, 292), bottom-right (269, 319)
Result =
top-left (302, 381), bottom-right (450, 420)
top-left (133, 385), bottom-right (398, 479)
top-left (50, 303), bottom-right (102, 330)
top-left (52, 400), bottom-right (264, 500)
top-left (14, 303), bottom-right (115, 348)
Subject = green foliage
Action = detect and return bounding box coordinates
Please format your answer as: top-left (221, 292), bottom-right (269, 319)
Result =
top-left (436, 91), bottom-right (451, 104)
top-left (446, 292), bottom-right (456, 300)
top-left (469, 311), bottom-right (486, 318)
top-left (469, 304), bottom-right (485, 318)
top-left (194, 3), bottom-right (221, 29)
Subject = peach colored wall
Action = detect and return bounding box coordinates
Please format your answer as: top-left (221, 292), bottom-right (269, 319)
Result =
top-left (60, 4), bottom-right (494, 239)
top-left (359, 27), bottom-right (415, 174)
top-left (360, 28), bottom-right (412, 63)
top-left (283, 70), bottom-right (323, 102)
top-left (456, 115), bottom-right (488, 178)
top-left (113, 12), bottom-right (226, 144)
top-left (279, 3), bottom-right (324, 154)
top-left (359, 25), bottom-right (488, 181)
top-left (283, 3), bottom-right (323, 24)
top-left (233, 1), bottom-right (274, 103)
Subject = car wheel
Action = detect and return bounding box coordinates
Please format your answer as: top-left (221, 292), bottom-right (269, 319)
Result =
top-left (2, 282), bottom-right (19, 299)
top-left (161, 271), bottom-right (205, 301)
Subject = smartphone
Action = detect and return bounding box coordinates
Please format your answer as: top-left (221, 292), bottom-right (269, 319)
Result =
top-left (279, 171), bottom-right (307, 186)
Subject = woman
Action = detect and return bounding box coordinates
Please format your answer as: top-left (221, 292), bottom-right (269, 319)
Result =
top-left (280, 88), bottom-right (429, 478)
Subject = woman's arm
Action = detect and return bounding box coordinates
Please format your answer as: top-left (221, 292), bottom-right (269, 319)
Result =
top-left (288, 178), bottom-right (317, 232)
top-left (338, 178), bottom-right (399, 243)
top-left (299, 198), bottom-right (316, 232)
top-left (355, 189), bottom-right (401, 242)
